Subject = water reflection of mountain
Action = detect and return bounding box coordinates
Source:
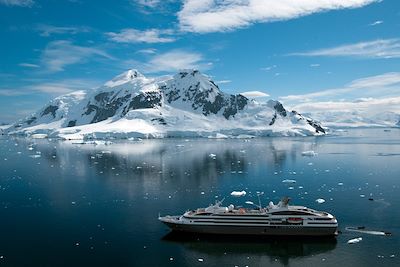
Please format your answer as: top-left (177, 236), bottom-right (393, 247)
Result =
top-left (14, 137), bottom-right (321, 195)
top-left (162, 232), bottom-right (337, 266)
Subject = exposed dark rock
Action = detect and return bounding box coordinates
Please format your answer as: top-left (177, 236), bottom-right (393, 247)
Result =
top-left (273, 102), bottom-right (287, 117)
top-left (222, 95), bottom-right (248, 119)
top-left (122, 91), bottom-right (162, 116)
top-left (26, 116), bottom-right (37, 125)
top-left (151, 118), bottom-right (167, 125)
top-left (67, 120), bottom-right (77, 127)
top-left (41, 105), bottom-right (58, 118)
top-left (84, 92), bottom-right (132, 123)
top-left (269, 113), bottom-right (277, 126)
top-left (306, 119), bottom-right (325, 134)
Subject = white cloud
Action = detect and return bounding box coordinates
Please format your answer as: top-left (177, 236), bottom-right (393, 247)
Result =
top-left (348, 72), bottom-right (400, 88)
top-left (369, 20), bottom-right (383, 26)
top-left (178, 0), bottom-right (378, 33)
top-left (260, 65), bottom-right (277, 71)
top-left (143, 50), bottom-right (208, 73)
top-left (136, 48), bottom-right (157, 54)
top-left (19, 63), bottom-right (40, 68)
top-left (41, 40), bottom-right (113, 72)
top-left (290, 97), bottom-right (400, 114)
top-left (134, 0), bottom-right (160, 8)
top-left (106, 28), bottom-right (175, 43)
top-left (36, 24), bottom-right (91, 37)
top-left (290, 39), bottom-right (400, 59)
top-left (0, 79), bottom-right (101, 96)
top-left (280, 72), bottom-right (400, 116)
top-left (240, 91), bottom-right (270, 98)
top-left (281, 72), bottom-right (400, 102)
top-left (0, 89), bottom-right (26, 96)
top-left (0, 0), bottom-right (34, 7)
top-left (216, 80), bottom-right (231, 84)
top-left (28, 79), bottom-right (100, 94)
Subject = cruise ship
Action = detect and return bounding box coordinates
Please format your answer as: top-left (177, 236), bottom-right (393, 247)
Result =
top-left (159, 197), bottom-right (338, 236)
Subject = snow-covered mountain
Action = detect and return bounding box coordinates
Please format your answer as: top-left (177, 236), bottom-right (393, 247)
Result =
top-left (4, 69), bottom-right (326, 139)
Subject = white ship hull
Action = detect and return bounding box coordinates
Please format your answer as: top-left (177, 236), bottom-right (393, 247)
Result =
top-left (160, 216), bottom-right (338, 236)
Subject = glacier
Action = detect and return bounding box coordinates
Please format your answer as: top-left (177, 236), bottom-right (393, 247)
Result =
top-left (3, 69), bottom-right (326, 140)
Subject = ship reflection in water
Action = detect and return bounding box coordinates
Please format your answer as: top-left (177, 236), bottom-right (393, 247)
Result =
top-left (162, 231), bottom-right (337, 266)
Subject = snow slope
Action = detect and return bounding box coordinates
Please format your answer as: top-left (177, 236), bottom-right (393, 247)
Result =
top-left (5, 69), bottom-right (326, 139)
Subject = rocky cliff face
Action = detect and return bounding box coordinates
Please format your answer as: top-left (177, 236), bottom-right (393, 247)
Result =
top-left (5, 69), bottom-right (326, 139)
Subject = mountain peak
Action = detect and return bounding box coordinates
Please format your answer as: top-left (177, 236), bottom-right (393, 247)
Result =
top-left (104, 69), bottom-right (146, 87)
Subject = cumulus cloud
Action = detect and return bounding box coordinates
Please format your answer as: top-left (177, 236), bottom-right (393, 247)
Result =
top-left (41, 40), bottom-right (113, 72)
top-left (0, 0), bottom-right (34, 7)
top-left (290, 39), bottom-right (400, 59)
top-left (240, 91), bottom-right (270, 98)
top-left (106, 28), bottom-right (175, 43)
top-left (178, 0), bottom-right (378, 33)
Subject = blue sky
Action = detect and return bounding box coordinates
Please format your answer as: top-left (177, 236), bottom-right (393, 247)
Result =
top-left (0, 0), bottom-right (400, 122)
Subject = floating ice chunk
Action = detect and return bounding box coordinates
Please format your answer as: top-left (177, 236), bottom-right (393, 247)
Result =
top-left (29, 155), bottom-right (41, 159)
top-left (315, 198), bottom-right (325, 204)
top-left (209, 153), bottom-right (216, 159)
top-left (347, 237), bottom-right (362, 244)
top-left (282, 179), bottom-right (296, 184)
top-left (31, 133), bottom-right (48, 139)
top-left (338, 182), bottom-right (344, 186)
top-left (198, 258), bottom-right (204, 262)
top-left (231, 191), bottom-right (246, 197)
top-left (302, 151), bottom-right (317, 157)
top-left (245, 201), bottom-right (254, 205)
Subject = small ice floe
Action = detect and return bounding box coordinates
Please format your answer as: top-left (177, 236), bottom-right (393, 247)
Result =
top-left (282, 179), bottom-right (296, 184)
top-left (198, 258), bottom-right (204, 262)
top-left (347, 237), bottom-right (362, 244)
top-left (209, 153), bottom-right (217, 159)
top-left (315, 198), bottom-right (326, 204)
top-left (338, 182), bottom-right (344, 186)
top-left (302, 150), bottom-right (317, 157)
top-left (31, 133), bottom-right (48, 139)
top-left (231, 191), bottom-right (246, 197)
top-left (245, 201), bottom-right (254, 205)
top-left (29, 155), bottom-right (41, 159)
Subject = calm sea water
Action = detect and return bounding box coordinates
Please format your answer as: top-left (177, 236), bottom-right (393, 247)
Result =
top-left (0, 128), bottom-right (399, 267)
